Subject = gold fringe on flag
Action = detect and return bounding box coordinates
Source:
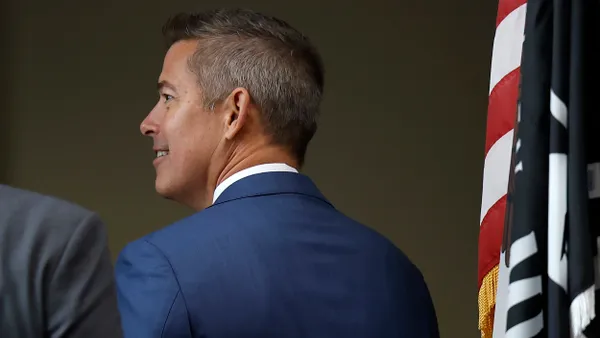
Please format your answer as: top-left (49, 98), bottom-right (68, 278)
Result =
top-left (478, 264), bottom-right (499, 338)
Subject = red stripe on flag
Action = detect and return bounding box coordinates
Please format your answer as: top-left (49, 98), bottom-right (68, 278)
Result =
top-left (484, 67), bottom-right (520, 156)
top-left (478, 195), bottom-right (507, 288)
top-left (496, 0), bottom-right (527, 27)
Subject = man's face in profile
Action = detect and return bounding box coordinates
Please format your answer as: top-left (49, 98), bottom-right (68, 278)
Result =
top-left (139, 40), bottom-right (223, 204)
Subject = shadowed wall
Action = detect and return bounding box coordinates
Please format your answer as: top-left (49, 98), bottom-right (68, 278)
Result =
top-left (1, 2), bottom-right (15, 181)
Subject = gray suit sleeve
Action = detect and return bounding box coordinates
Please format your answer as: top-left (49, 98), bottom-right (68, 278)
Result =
top-left (46, 212), bottom-right (123, 338)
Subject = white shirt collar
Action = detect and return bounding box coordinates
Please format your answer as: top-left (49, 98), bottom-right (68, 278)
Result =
top-left (212, 163), bottom-right (298, 203)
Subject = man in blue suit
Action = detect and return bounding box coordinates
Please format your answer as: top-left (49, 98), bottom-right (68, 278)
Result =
top-left (115, 8), bottom-right (439, 338)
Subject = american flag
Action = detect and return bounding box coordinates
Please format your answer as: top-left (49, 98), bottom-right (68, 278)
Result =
top-left (479, 0), bottom-right (600, 337)
top-left (478, 0), bottom-right (526, 337)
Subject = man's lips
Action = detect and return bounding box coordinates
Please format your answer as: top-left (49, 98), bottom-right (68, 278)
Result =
top-left (155, 150), bottom-right (169, 159)
top-left (153, 150), bottom-right (169, 167)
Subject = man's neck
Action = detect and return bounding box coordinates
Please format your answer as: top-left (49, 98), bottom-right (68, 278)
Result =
top-left (189, 145), bottom-right (298, 211)
top-left (212, 163), bottom-right (298, 204)
top-left (216, 148), bottom-right (298, 189)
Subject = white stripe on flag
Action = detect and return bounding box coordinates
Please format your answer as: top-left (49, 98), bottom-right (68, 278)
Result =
top-left (548, 153), bottom-right (568, 291)
top-left (550, 90), bottom-right (568, 128)
top-left (481, 130), bottom-right (514, 224)
top-left (505, 312), bottom-right (544, 338)
top-left (507, 276), bottom-right (543, 308)
top-left (493, 252), bottom-right (509, 338)
top-left (510, 231), bottom-right (539, 269)
top-left (489, 4), bottom-right (528, 94)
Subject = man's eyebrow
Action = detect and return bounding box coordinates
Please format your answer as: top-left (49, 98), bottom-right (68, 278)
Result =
top-left (157, 80), bottom-right (177, 92)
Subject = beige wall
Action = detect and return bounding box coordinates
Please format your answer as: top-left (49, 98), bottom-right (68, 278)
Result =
top-left (3, 1), bottom-right (497, 337)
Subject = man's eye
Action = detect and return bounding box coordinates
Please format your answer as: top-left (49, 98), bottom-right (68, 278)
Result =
top-left (162, 94), bottom-right (174, 102)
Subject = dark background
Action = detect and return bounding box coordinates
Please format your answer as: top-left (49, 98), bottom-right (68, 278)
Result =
top-left (2, 1), bottom-right (497, 337)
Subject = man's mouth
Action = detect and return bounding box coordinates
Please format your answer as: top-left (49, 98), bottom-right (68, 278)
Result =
top-left (156, 150), bottom-right (169, 158)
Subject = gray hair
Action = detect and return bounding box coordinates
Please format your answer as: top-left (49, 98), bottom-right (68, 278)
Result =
top-left (162, 8), bottom-right (325, 166)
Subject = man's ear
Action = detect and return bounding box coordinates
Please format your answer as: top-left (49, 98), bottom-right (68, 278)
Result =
top-left (222, 87), bottom-right (251, 140)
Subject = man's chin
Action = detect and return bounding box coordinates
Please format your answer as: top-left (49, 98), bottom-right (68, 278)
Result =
top-left (155, 180), bottom-right (191, 207)
top-left (155, 179), bottom-right (175, 200)
top-left (155, 181), bottom-right (208, 210)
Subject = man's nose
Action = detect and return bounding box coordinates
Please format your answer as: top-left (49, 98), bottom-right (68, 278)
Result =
top-left (140, 116), bottom-right (157, 136)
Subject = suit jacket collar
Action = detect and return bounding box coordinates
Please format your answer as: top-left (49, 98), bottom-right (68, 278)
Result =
top-left (211, 172), bottom-right (332, 207)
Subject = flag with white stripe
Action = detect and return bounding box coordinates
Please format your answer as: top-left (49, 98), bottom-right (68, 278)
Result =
top-left (495, 0), bottom-right (600, 337)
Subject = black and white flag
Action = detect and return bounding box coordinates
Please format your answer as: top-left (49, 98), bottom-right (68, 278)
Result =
top-left (499, 0), bottom-right (600, 337)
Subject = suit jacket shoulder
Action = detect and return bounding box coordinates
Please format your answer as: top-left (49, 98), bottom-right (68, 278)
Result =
top-left (0, 184), bottom-right (123, 338)
top-left (0, 184), bottom-right (94, 233)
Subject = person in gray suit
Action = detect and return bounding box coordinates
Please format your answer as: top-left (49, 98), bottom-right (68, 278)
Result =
top-left (0, 184), bottom-right (123, 337)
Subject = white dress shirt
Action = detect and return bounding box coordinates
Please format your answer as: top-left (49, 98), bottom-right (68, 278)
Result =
top-left (212, 163), bottom-right (298, 203)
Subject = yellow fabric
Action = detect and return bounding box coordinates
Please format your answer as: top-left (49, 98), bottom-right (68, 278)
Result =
top-left (478, 265), bottom-right (499, 338)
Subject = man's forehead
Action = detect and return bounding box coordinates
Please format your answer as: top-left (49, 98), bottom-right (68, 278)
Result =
top-left (158, 40), bottom-right (199, 88)
top-left (163, 40), bottom-right (198, 67)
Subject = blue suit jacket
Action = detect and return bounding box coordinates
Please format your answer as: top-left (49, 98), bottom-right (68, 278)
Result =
top-left (116, 172), bottom-right (439, 338)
